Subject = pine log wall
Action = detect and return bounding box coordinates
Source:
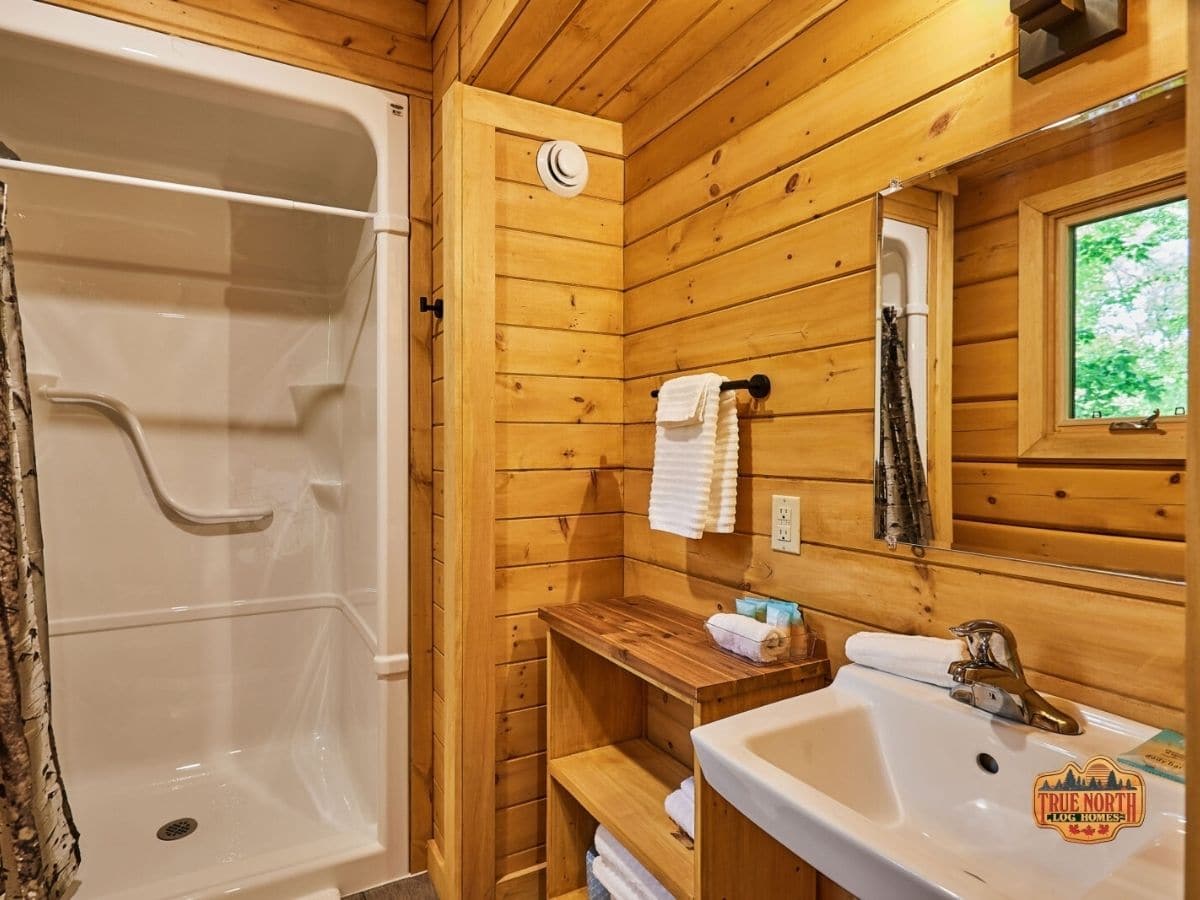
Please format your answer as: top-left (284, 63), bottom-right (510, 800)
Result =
top-left (435, 127), bottom-right (625, 888)
top-left (950, 107), bottom-right (1187, 579)
top-left (621, 0), bottom-right (1186, 742)
top-left (429, 1), bottom-right (1189, 897)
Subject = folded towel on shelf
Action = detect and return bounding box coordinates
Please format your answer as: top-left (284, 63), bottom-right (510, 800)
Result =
top-left (592, 857), bottom-right (638, 900)
top-left (648, 373), bottom-right (738, 539)
top-left (680, 776), bottom-right (695, 802)
top-left (594, 826), bottom-right (674, 900)
top-left (705, 612), bottom-right (789, 663)
top-left (586, 844), bottom-right (611, 900)
top-left (664, 788), bottom-right (693, 839)
top-left (844, 632), bottom-right (968, 689)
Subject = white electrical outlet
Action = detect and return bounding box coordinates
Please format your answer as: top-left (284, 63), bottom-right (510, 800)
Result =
top-left (771, 495), bottom-right (801, 554)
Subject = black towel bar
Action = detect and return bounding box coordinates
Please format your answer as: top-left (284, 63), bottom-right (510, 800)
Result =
top-left (650, 374), bottom-right (771, 400)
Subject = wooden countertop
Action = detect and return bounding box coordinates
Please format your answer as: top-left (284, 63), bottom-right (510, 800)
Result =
top-left (539, 595), bottom-right (829, 704)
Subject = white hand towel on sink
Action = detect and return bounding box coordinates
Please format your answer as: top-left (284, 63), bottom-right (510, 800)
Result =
top-left (705, 612), bottom-right (788, 663)
top-left (844, 632), bottom-right (967, 689)
top-left (649, 373), bottom-right (739, 539)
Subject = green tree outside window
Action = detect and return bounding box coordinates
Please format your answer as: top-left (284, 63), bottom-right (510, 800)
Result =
top-left (1071, 197), bottom-right (1188, 419)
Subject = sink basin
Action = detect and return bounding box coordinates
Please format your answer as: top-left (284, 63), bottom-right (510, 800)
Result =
top-left (691, 664), bottom-right (1184, 899)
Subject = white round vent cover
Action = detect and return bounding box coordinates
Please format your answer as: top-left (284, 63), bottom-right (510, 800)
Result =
top-left (536, 140), bottom-right (589, 198)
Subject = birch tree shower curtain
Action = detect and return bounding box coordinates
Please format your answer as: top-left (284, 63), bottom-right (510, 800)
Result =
top-left (0, 187), bottom-right (80, 900)
top-left (875, 306), bottom-right (934, 548)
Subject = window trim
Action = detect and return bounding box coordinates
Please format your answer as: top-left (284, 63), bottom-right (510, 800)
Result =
top-left (1017, 149), bottom-right (1187, 462)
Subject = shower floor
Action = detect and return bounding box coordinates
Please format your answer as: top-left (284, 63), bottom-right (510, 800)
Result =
top-left (49, 606), bottom-right (380, 900)
top-left (68, 739), bottom-right (376, 900)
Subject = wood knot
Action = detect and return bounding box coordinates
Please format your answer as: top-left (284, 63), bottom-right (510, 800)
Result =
top-left (929, 111), bottom-right (954, 137)
top-left (709, 183), bottom-right (721, 197)
top-left (785, 173), bottom-right (801, 193)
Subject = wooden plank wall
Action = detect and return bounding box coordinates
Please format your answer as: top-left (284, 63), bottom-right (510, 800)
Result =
top-left (41, 0), bottom-right (432, 95)
top-left (951, 110), bottom-right (1187, 579)
top-left (409, 94), bottom-right (435, 875)
top-left (427, 2), bottom-right (456, 894)
top-left (621, 0), bottom-right (1187, 732)
top-left (431, 78), bottom-right (624, 899)
top-left (491, 125), bottom-right (625, 897)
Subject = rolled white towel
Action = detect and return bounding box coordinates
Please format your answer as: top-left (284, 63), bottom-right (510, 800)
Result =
top-left (664, 788), bottom-right (693, 839)
top-left (594, 827), bottom-right (674, 900)
top-left (705, 612), bottom-right (788, 663)
top-left (844, 632), bottom-right (967, 689)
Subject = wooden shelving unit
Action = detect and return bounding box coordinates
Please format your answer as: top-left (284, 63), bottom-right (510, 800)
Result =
top-left (540, 596), bottom-right (830, 900)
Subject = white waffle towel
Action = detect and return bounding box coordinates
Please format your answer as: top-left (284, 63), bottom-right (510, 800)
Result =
top-left (649, 373), bottom-right (739, 539)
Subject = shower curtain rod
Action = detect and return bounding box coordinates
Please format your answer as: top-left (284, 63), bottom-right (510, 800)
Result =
top-left (0, 158), bottom-right (375, 221)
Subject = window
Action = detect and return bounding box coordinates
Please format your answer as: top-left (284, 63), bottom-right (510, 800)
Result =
top-left (1017, 150), bottom-right (1187, 461)
top-left (1069, 196), bottom-right (1188, 420)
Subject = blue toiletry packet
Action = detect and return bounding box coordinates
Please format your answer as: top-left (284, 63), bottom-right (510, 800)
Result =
top-left (1118, 729), bottom-right (1185, 784)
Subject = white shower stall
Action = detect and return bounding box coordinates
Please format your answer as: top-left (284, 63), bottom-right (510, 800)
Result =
top-left (0, 3), bottom-right (410, 898)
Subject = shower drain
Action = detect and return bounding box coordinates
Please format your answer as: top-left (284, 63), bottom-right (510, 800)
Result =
top-left (156, 817), bottom-right (198, 841)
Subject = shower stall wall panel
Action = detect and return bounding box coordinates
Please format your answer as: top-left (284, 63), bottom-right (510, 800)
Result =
top-left (0, 3), bottom-right (410, 897)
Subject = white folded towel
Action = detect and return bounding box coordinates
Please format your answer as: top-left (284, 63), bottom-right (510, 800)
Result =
top-left (844, 632), bottom-right (967, 689)
top-left (705, 612), bottom-right (788, 663)
top-left (648, 373), bottom-right (738, 539)
top-left (654, 373), bottom-right (714, 428)
top-left (593, 857), bottom-right (652, 900)
top-left (680, 776), bottom-right (694, 802)
top-left (664, 788), bottom-right (693, 839)
top-left (594, 826), bottom-right (674, 900)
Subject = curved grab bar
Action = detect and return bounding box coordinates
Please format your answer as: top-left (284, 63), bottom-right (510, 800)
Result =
top-left (40, 387), bottom-right (273, 526)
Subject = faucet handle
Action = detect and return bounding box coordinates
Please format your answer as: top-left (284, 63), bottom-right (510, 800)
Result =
top-left (949, 619), bottom-right (1025, 679)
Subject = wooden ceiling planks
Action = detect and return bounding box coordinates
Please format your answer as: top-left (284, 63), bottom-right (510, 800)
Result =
top-left (455, 0), bottom-right (849, 152)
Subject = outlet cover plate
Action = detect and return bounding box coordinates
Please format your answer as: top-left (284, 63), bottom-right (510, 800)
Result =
top-left (771, 495), bottom-right (801, 554)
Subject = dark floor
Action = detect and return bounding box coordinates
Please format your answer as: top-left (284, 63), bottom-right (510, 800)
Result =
top-left (344, 872), bottom-right (437, 900)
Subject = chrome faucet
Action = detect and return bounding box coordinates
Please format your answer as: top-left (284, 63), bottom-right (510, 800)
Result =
top-left (947, 620), bottom-right (1081, 735)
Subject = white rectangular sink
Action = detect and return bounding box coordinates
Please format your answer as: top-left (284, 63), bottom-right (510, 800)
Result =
top-left (691, 665), bottom-right (1184, 899)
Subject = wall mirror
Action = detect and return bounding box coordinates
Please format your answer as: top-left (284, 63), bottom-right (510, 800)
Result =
top-left (873, 77), bottom-right (1187, 583)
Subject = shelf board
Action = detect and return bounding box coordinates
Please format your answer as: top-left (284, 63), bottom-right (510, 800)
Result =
top-left (549, 738), bottom-right (694, 900)
top-left (550, 890), bottom-right (590, 900)
top-left (540, 595), bottom-right (829, 704)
